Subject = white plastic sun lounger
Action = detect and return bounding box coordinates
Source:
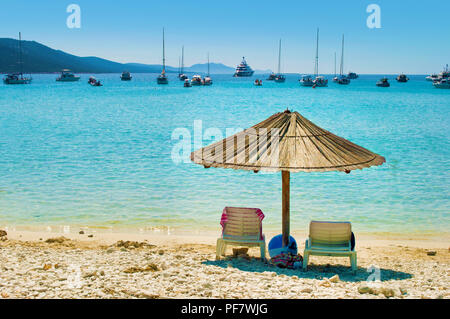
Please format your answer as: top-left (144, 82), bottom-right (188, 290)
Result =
top-left (216, 207), bottom-right (266, 260)
top-left (303, 221), bottom-right (357, 272)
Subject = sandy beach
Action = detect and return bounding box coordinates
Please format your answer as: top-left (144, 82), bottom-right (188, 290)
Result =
top-left (0, 229), bottom-right (448, 299)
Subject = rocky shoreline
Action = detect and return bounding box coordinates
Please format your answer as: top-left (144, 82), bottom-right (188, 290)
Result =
top-left (0, 233), bottom-right (448, 299)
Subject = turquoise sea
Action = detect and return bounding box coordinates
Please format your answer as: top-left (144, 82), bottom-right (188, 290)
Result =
top-left (0, 73), bottom-right (448, 235)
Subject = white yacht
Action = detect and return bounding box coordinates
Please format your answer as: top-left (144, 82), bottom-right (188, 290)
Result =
top-left (426, 65), bottom-right (449, 81)
top-left (233, 57), bottom-right (254, 77)
top-left (426, 74), bottom-right (439, 82)
top-left (56, 69), bottom-right (80, 82)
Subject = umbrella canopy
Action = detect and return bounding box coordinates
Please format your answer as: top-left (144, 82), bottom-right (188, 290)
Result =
top-left (191, 110), bottom-right (385, 246)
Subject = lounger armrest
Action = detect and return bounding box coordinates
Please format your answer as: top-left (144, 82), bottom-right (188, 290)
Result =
top-left (305, 239), bottom-right (311, 249)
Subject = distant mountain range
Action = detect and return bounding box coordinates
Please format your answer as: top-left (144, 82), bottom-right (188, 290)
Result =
top-left (0, 38), bottom-right (270, 74)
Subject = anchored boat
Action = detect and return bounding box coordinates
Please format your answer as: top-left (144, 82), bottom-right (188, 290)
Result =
top-left (312, 28), bottom-right (327, 87)
top-left (336, 35), bottom-right (350, 85)
top-left (299, 75), bottom-right (314, 87)
top-left (178, 46), bottom-right (188, 81)
top-left (3, 32), bottom-right (32, 85)
top-left (121, 71), bottom-right (132, 81)
top-left (203, 53), bottom-right (213, 86)
top-left (56, 69), bottom-right (80, 82)
top-left (396, 74), bottom-right (409, 83)
top-left (233, 57), bottom-right (254, 77)
top-left (157, 28), bottom-right (169, 85)
top-left (347, 72), bottom-right (359, 79)
top-left (376, 77), bottom-right (390, 87)
top-left (88, 76), bottom-right (102, 86)
top-left (433, 78), bottom-right (450, 89)
top-left (273, 39), bottom-right (286, 83)
top-left (191, 75), bottom-right (203, 86)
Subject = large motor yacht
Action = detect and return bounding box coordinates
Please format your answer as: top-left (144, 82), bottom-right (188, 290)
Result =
top-left (233, 57), bottom-right (254, 77)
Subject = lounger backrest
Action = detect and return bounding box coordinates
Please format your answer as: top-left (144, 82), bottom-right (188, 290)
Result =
top-left (223, 207), bottom-right (262, 241)
top-left (309, 221), bottom-right (351, 249)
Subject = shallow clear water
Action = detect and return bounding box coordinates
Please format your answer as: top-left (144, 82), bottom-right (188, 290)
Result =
top-left (0, 73), bottom-right (448, 235)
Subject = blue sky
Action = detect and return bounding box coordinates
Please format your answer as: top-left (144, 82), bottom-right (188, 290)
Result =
top-left (1, 0), bottom-right (449, 74)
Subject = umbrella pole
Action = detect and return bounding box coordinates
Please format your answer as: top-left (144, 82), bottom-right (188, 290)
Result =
top-left (282, 170), bottom-right (290, 247)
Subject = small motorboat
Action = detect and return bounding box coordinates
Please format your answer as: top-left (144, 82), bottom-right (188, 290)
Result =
top-left (274, 74), bottom-right (286, 83)
top-left (347, 72), bottom-right (359, 79)
top-left (191, 75), bottom-right (203, 86)
top-left (183, 79), bottom-right (192, 87)
top-left (88, 76), bottom-right (102, 86)
top-left (266, 73), bottom-right (276, 81)
top-left (254, 79), bottom-right (262, 86)
top-left (203, 76), bottom-right (213, 86)
top-left (121, 71), bottom-right (132, 81)
top-left (426, 74), bottom-right (439, 82)
top-left (433, 78), bottom-right (450, 89)
top-left (56, 69), bottom-right (80, 82)
top-left (313, 76), bottom-right (328, 87)
top-left (3, 73), bottom-right (32, 85)
top-left (396, 74), bottom-right (409, 83)
top-left (376, 77), bottom-right (390, 87)
top-left (299, 75), bottom-right (314, 87)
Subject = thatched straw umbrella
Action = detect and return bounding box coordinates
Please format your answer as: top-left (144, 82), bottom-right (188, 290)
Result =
top-left (191, 110), bottom-right (385, 247)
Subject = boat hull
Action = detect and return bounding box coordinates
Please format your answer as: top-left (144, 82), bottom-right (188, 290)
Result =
top-left (157, 77), bottom-right (169, 85)
top-left (56, 77), bottom-right (80, 82)
top-left (233, 72), bottom-right (254, 77)
top-left (299, 81), bottom-right (314, 87)
top-left (433, 83), bottom-right (450, 89)
top-left (3, 78), bottom-right (32, 84)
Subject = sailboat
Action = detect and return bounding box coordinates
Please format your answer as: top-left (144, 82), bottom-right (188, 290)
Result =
top-left (3, 32), bottom-right (32, 85)
top-left (203, 53), bottom-right (213, 86)
top-left (178, 46), bottom-right (188, 81)
top-left (157, 28), bottom-right (169, 85)
top-left (274, 39), bottom-right (286, 83)
top-left (312, 28), bottom-right (328, 87)
top-left (335, 34), bottom-right (350, 85)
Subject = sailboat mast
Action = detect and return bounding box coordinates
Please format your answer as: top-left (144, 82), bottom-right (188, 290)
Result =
top-left (314, 28), bottom-right (319, 77)
top-left (334, 52), bottom-right (337, 77)
top-left (278, 39), bottom-right (282, 74)
top-left (340, 34), bottom-right (344, 76)
top-left (181, 45), bottom-right (184, 74)
top-left (19, 32), bottom-right (23, 75)
top-left (162, 28), bottom-right (166, 73)
top-left (207, 53), bottom-right (210, 77)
